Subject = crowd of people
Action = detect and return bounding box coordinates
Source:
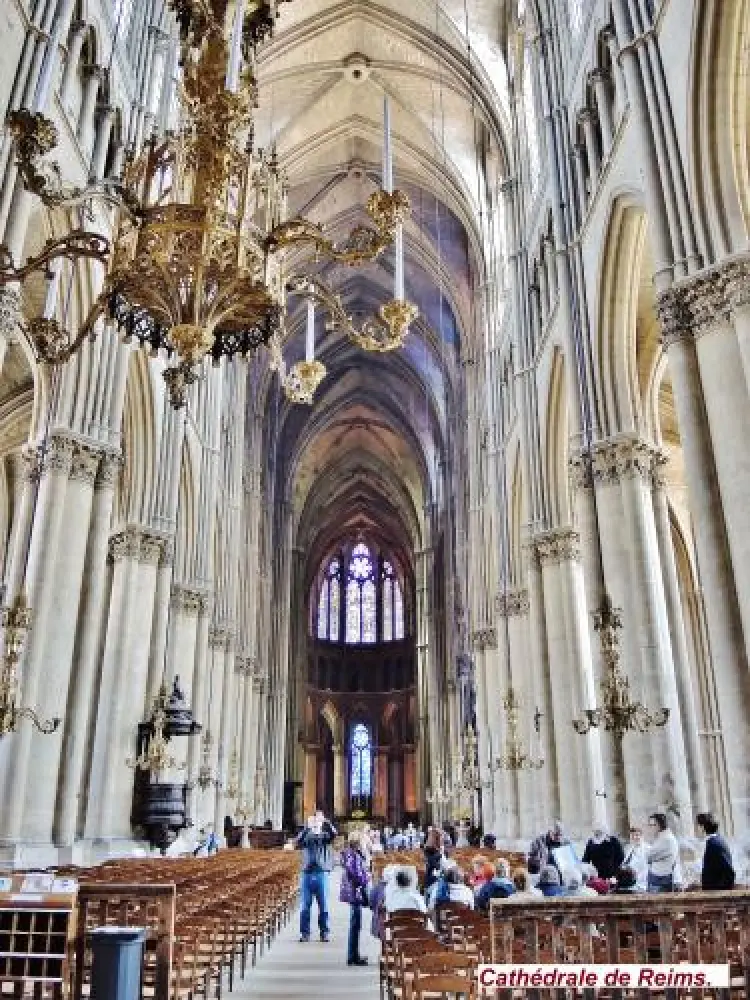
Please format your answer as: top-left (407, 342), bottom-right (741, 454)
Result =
top-left (292, 808), bottom-right (737, 967)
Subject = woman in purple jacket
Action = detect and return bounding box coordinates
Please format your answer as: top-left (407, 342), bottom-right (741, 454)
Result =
top-left (339, 830), bottom-right (371, 966)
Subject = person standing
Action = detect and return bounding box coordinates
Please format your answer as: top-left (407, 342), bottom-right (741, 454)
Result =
top-left (696, 812), bottom-right (735, 890)
top-left (645, 813), bottom-right (679, 892)
top-left (582, 824), bottom-right (625, 879)
top-left (622, 826), bottom-right (649, 891)
top-left (340, 830), bottom-right (371, 966)
top-left (295, 810), bottom-right (337, 942)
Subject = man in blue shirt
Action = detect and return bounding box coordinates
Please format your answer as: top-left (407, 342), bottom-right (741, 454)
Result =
top-left (295, 810), bottom-right (337, 942)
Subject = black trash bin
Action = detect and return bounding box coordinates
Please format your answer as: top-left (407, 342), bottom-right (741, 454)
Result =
top-left (90, 927), bottom-right (146, 1000)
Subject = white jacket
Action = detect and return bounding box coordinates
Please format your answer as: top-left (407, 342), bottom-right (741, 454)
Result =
top-left (384, 885), bottom-right (427, 914)
top-left (646, 830), bottom-right (679, 877)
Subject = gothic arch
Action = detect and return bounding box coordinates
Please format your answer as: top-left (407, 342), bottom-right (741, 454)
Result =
top-left (596, 194), bottom-right (648, 438)
top-left (689, 0), bottom-right (750, 260)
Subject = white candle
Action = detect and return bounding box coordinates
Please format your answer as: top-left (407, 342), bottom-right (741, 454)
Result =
top-left (43, 261), bottom-right (61, 319)
top-left (394, 224), bottom-right (404, 300)
top-left (305, 298), bottom-right (315, 362)
top-left (383, 96), bottom-right (393, 193)
top-left (226, 0), bottom-right (245, 93)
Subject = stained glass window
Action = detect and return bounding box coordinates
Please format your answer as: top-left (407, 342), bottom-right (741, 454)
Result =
top-left (350, 723), bottom-right (372, 797)
top-left (345, 543), bottom-right (376, 643)
top-left (381, 561), bottom-right (404, 642)
top-left (316, 559), bottom-right (341, 640)
top-left (315, 547), bottom-right (405, 643)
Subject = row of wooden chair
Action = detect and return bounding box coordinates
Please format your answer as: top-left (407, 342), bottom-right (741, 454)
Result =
top-left (57, 851), bottom-right (300, 1000)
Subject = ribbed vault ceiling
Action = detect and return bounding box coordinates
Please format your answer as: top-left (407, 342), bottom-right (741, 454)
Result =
top-left (254, 0), bottom-right (509, 578)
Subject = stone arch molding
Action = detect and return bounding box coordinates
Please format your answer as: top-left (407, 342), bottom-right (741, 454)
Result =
top-left (689, 0), bottom-right (750, 260)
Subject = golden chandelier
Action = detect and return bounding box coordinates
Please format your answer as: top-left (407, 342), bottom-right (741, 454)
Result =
top-left (2, 0), bottom-right (418, 407)
top-left (573, 594), bottom-right (669, 736)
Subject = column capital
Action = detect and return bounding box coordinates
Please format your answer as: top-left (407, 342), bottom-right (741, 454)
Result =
top-left (656, 257), bottom-right (750, 346)
top-left (495, 589), bottom-right (530, 617)
top-left (94, 449), bottom-right (123, 491)
top-left (208, 623), bottom-right (234, 651)
top-left (108, 526), bottom-right (141, 563)
top-left (69, 442), bottom-right (101, 484)
top-left (170, 583), bottom-right (205, 615)
top-left (43, 434), bottom-right (76, 476)
top-left (0, 287), bottom-right (22, 339)
top-left (470, 627), bottom-right (497, 651)
top-left (589, 68), bottom-right (611, 88)
top-left (68, 18), bottom-right (87, 37)
top-left (577, 106), bottom-right (598, 127)
top-left (533, 528), bottom-right (581, 565)
top-left (139, 528), bottom-right (169, 565)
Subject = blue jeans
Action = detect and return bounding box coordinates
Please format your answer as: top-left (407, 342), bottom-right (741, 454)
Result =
top-left (648, 872), bottom-right (674, 893)
top-left (300, 870), bottom-right (329, 938)
top-left (347, 902), bottom-right (362, 962)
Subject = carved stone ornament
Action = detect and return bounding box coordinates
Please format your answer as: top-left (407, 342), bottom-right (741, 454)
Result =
top-left (208, 623), bottom-right (232, 650)
top-left (495, 590), bottom-right (531, 617)
top-left (0, 285), bottom-right (22, 338)
top-left (108, 527), bottom-right (142, 562)
top-left (94, 450), bottom-right (123, 490)
top-left (43, 434), bottom-right (75, 476)
top-left (139, 531), bottom-right (167, 566)
top-left (171, 584), bottom-right (204, 615)
top-left (159, 536), bottom-right (175, 568)
top-left (656, 256), bottom-right (750, 347)
top-left (471, 628), bottom-right (498, 652)
top-left (69, 444), bottom-right (100, 484)
top-left (534, 529), bottom-right (581, 565)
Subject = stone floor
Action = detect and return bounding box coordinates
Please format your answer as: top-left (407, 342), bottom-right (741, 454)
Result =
top-left (232, 870), bottom-right (380, 998)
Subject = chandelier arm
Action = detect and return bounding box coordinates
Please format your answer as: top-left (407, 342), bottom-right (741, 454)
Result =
top-left (25, 293), bottom-right (110, 366)
top-left (16, 705), bottom-right (60, 735)
top-left (0, 232), bottom-right (111, 287)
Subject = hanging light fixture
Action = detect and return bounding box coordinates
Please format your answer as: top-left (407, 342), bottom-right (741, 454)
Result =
top-left (425, 762), bottom-right (453, 806)
top-left (573, 594), bottom-right (669, 736)
top-left (126, 683), bottom-right (186, 775)
top-left (493, 687), bottom-right (544, 771)
top-left (1, 1), bottom-right (417, 409)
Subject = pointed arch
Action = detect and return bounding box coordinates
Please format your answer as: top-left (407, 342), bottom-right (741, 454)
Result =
top-left (689, 0), bottom-right (750, 260)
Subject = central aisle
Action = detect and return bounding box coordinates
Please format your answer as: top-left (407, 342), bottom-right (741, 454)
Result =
top-left (233, 869), bottom-right (380, 999)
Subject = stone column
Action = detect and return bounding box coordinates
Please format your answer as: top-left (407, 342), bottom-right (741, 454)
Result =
top-left (578, 109), bottom-right (601, 184)
top-left (590, 70), bottom-right (615, 155)
top-left (0, 435), bottom-right (74, 845)
top-left (187, 595), bottom-right (211, 823)
top-left (725, 258), bottom-right (750, 389)
top-left (303, 749), bottom-right (317, 819)
top-left (534, 530), bottom-right (603, 840)
top-left (602, 27), bottom-right (627, 123)
top-left (54, 451), bottom-right (120, 847)
top-left (59, 20), bottom-right (86, 110)
top-left (571, 143), bottom-right (588, 223)
top-left (77, 65), bottom-right (104, 154)
top-left (333, 745), bottom-right (346, 817)
top-left (89, 105), bottom-right (115, 181)
top-left (22, 441), bottom-right (100, 844)
top-left (651, 462), bottom-right (707, 808)
top-left (656, 287), bottom-right (750, 834)
top-left (86, 527), bottom-right (143, 839)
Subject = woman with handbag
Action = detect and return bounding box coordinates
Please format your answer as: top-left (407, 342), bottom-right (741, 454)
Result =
top-left (340, 830), bottom-right (371, 966)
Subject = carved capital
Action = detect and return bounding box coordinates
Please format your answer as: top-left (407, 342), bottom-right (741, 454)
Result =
top-left (95, 449), bottom-right (122, 490)
top-left (495, 589), bottom-right (530, 617)
top-left (655, 285), bottom-right (694, 348)
top-left (69, 443), bottom-right (100, 483)
top-left (534, 528), bottom-right (581, 565)
top-left (208, 623), bottom-right (233, 650)
top-left (0, 286), bottom-right (22, 339)
top-left (171, 584), bottom-right (204, 615)
top-left (109, 526), bottom-right (141, 562)
top-left (43, 434), bottom-right (75, 476)
top-left (471, 628), bottom-right (497, 652)
top-left (139, 529), bottom-right (167, 565)
top-left (158, 536), bottom-right (174, 568)
top-left (723, 257), bottom-right (750, 313)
